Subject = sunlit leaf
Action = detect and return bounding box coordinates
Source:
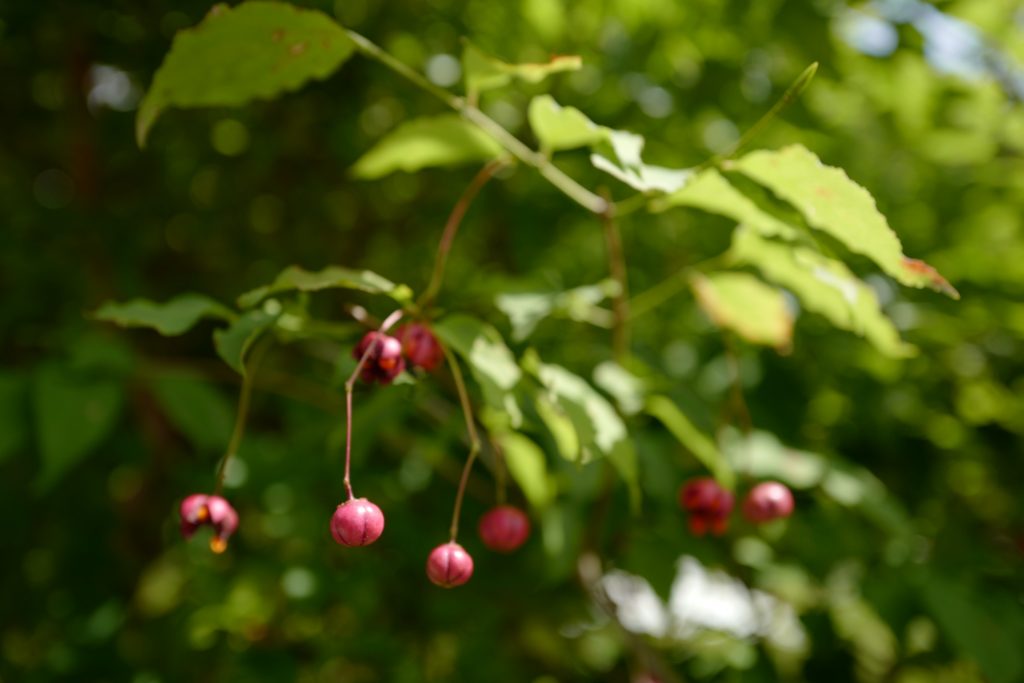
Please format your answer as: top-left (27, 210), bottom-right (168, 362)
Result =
top-left (237, 265), bottom-right (412, 308)
top-left (463, 42), bottom-right (581, 95)
top-left (495, 279), bottom-right (618, 341)
top-left (731, 226), bottom-right (914, 358)
top-left (93, 294), bottom-right (234, 336)
top-left (137, 2), bottom-right (354, 146)
top-left (493, 430), bottom-right (555, 510)
top-left (534, 395), bottom-right (579, 462)
top-left (433, 314), bottom-right (523, 428)
top-left (592, 361), bottom-right (646, 416)
top-left (691, 272), bottom-right (793, 348)
top-left (33, 365), bottom-right (123, 490)
top-left (654, 168), bottom-right (799, 239)
top-left (591, 130), bottom-right (691, 194)
top-left (645, 395), bottom-right (733, 488)
top-left (528, 95), bottom-right (608, 153)
top-left (350, 114), bottom-right (504, 179)
top-left (729, 145), bottom-right (957, 297)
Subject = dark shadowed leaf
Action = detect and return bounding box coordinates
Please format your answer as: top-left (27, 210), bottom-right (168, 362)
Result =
top-left (93, 294), bottom-right (234, 336)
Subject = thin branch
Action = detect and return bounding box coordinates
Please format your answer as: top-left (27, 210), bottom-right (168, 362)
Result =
top-left (213, 338), bottom-right (271, 494)
top-left (347, 30), bottom-right (608, 215)
top-left (419, 160), bottom-right (507, 309)
top-left (342, 309), bottom-right (404, 500)
top-left (441, 343), bottom-right (481, 541)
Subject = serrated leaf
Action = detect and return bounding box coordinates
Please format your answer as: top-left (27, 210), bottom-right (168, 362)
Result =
top-left (495, 279), bottom-right (618, 341)
top-left (433, 314), bottom-right (523, 428)
top-left (93, 294), bottom-right (234, 336)
top-left (237, 265), bottom-right (412, 308)
top-left (350, 114), bottom-right (504, 179)
top-left (729, 145), bottom-right (957, 297)
top-left (731, 226), bottom-right (914, 358)
top-left (691, 272), bottom-right (793, 348)
top-left (654, 168), bottom-right (799, 239)
top-left (493, 431), bottom-right (555, 510)
top-left (645, 395), bottom-right (734, 489)
top-left (150, 373), bottom-right (234, 451)
top-left (527, 95), bottom-right (608, 153)
top-left (462, 42), bottom-right (581, 95)
top-left (33, 365), bottom-right (123, 490)
top-left (591, 130), bottom-right (691, 194)
top-left (214, 309), bottom-right (276, 375)
top-left (137, 2), bottom-right (355, 146)
top-left (0, 373), bottom-right (28, 463)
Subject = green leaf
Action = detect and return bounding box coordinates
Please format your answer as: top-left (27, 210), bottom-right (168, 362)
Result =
top-left (462, 42), bottom-right (581, 95)
top-left (591, 130), bottom-right (691, 194)
top-left (136, 2), bottom-right (355, 146)
top-left (93, 294), bottom-right (234, 336)
top-left (493, 430), bottom-right (555, 510)
top-left (729, 145), bottom-right (957, 297)
top-left (645, 395), bottom-right (734, 489)
top-left (433, 314), bottom-right (523, 428)
top-left (0, 373), bottom-right (28, 463)
top-left (237, 264), bottom-right (412, 308)
top-left (495, 279), bottom-right (618, 341)
top-left (214, 309), bottom-right (276, 375)
top-left (534, 395), bottom-right (579, 462)
top-left (731, 226), bottom-right (914, 358)
top-left (592, 361), bottom-right (646, 416)
top-left (691, 272), bottom-right (793, 348)
top-left (527, 95), bottom-right (608, 153)
top-left (150, 373), bottom-right (234, 451)
top-left (33, 365), bottom-right (123, 490)
top-left (654, 168), bottom-right (799, 239)
top-left (350, 114), bottom-right (504, 179)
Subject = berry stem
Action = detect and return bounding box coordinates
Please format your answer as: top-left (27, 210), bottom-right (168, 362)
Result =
top-left (419, 159), bottom-right (506, 309)
top-left (441, 343), bottom-right (480, 542)
top-left (342, 309), bottom-right (404, 501)
top-left (214, 337), bottom-right (271, 495)
top-left (345, 30), bottom-right (608, 215)
top-left (488, 434), bottom-right (508, 505)
top-left (599, 190), bottom-right (630, 362)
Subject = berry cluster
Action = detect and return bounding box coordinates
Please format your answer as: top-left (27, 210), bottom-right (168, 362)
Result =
top-left (177, 320), bottom-right (530, 589)
top-left (678, 477), bottom-right (794, 535)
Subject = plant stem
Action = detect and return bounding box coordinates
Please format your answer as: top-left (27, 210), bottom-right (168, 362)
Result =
top-left (214, 338), bottom-right (271, 495)
top-left (342, 309), bottom-right (404, 500)
top-left (441, 344), bottom-right (481, 541)
top-left (600, 190), bottom-right (630, 361)
top-left (419, 160), bottom-right (506, 309)
top-left (346, 30), bottom-right (608, 215)
top-left (489, 434), bottom-right (508, 505)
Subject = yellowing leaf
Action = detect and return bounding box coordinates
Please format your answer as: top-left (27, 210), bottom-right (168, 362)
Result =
top-left (731, 226), bottom-right (914, 358)
top-left (691, 272), bottom-right (793, 349)
top-left (350, 114), bottom-right (504, 179)
top-left (729, 145), bottom-right (957, 297)
top-left (462, 42), bottom-right (581, 94)
top-left (137, 2), bottom-right (354, 146)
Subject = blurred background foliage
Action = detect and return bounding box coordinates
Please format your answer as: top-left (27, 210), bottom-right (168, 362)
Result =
top-left (2, 0), bottom-right (1024, 681)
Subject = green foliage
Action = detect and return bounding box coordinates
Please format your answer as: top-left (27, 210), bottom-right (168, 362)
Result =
top-left (237, 265), bottom-right (412, 308)
top-left (462, 42), bottom-right (581, 96)
top-left (691, 272), bottom-right (792, 348)
top-left (137, 1), bottom-right (354, 145)
top-left (528, 95), bottom-right (608, 153)
top-left (350, 114), bottom-right (504, 178)
top-left (93, 294), bottom-right (234, 336)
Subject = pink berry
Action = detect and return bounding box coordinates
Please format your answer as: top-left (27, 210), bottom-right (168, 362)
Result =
top-left (742, 481), bottom-right (795, 523)
top-left (396, 323), bottom-right (444, 372)
top-left (478, 505), bottom-right (531, 553)
top-left (353, 332), bottom-right (406, 384)
top-left (331, 498), bottom-right (385, 546)
top-left (426, 542), bottom-right (474, 588)
top-left (178, 493), bottom-right (239, 553)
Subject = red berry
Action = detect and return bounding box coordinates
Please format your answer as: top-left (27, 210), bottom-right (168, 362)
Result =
top-left (396, 323), bottom-right (444, 372)
top-left (331, 498), bottom-right (385, 546)
top-left (426, 542), bottom-right (474, 588)
top-left (742, 481), bottom-right (795, 523)
top-left (478, 505), bottom-right (531, 553)
top-left (678, 477), bottom-right (734, 536)
top-left (178, 493), bottom-right (239, 553)
top-left (353, 332), bottom-right (406, 384)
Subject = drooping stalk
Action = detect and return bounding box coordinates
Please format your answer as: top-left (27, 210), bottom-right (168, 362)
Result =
top-left (213, 338), bottom-right (271, 495)
top-left (342, 309), bottom-right (404, 500)
top-left (441, 344), bottom-right (481, 541)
